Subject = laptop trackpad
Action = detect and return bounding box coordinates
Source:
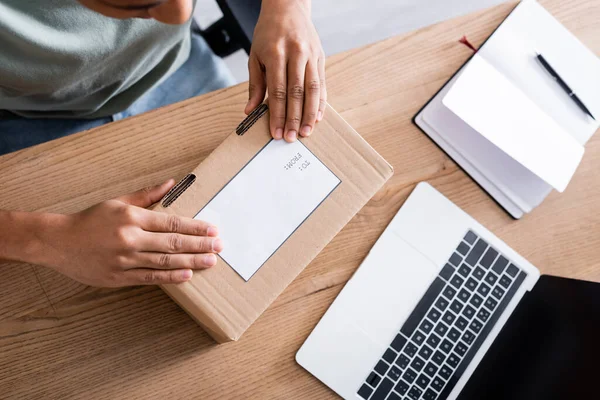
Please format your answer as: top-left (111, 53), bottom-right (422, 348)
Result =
top-left (350, 231), bottom-right (440, 346)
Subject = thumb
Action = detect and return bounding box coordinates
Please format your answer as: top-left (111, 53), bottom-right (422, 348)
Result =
top-left (116, 179), bottom-right (176, 208)
top-left (245, 54), bottom-right (266, 115)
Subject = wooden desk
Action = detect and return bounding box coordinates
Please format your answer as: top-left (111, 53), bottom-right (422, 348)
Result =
top-left (1, 1), bottom-right (599, 398)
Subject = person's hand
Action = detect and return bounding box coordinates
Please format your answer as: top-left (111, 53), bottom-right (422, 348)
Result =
top-left (40, 180), bottom-right (223, 287)
top-left (245, 0), bottom-right (326, 143)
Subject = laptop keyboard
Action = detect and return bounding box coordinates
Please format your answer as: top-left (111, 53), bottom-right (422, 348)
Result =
top-left (357, 230), bottom-right (527, 400)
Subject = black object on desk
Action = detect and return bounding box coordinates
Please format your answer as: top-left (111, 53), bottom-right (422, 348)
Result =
top-left (536, 52), bottom-right (596, 120)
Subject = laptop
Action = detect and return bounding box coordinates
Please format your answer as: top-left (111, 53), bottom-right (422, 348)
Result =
top-left (297, 182), bottom-right (600, 400)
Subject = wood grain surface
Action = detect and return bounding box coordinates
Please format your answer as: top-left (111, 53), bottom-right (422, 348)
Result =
top-left (1, 1), bottom-right (599, 398)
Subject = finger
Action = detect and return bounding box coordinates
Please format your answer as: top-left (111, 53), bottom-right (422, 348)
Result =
top-left (284, 57), bottom-right (307, 142)
top-left (300, 60), bottom-right (320, 137)
top-left (245, 53), bottom-right (267, 115)
top-left (317, 54), bottom-right (327, 122)
top-left (124, 268), bottom-right (193, 285)
top-left (116, 179), bottom-right (175, 208)
top-left (266, 56), bottom-right (287, 140)
top-left (137, 210), bottom-right (218, 236)
top-left (138, 232), bottom-right (224, 254)
top-left (134, 252), bottom-right (218, 270)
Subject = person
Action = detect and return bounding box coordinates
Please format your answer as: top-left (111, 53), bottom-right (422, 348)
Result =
top-left (0, 0), bottom-right (327, 287)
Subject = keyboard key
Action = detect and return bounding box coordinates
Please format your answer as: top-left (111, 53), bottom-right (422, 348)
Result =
top-left (491, 255), bottom-right (509, 275)
top-left (391, 334), bottom-right (407, 352)
top-left (403, 368), bottom-right (417, 384)
top-left (434, 322), bottom-right (449, 336)
top-left (450, 299), bottom-right (463, 314)
top-left (423, 388), bottom-right (438, 400)
top-left (462, 330), bottom-right (476, 345)
top-left (375, 360), bottom-right (389, 375)
top-left (371, 378), bottom-right (394, 400)
top-left (450, 275), bottom-right (464, 289)
top-left (477, 308), bottom-right (491, 323)
top-left (404, 342), bottom-right (418, 357)
top-left (447, 353), bottom-right (460, 368)
top-left (457, 242), bottom-right (470, 256)
top-left (484, 297), bottom-right (498, 311)
top-left (484, 272), bottom-right (498, 286)
top-left (469, 294), bottom-right (483, 308)
top-left (431, 376), bottom-right (445, 392)
top-left (472, 266), bottom-right (485, 280)
top-left (410, 356), bottom-right (425, 372)
top-left (435, 297), bottom-right (449, 311)
top-left (476, 283), bottom-right (491, 297)
top-left (366, 371), bottom-right (381, 387)
top-left (424, 362), bottom-right (438, 378)
top-left (439, 263), bottom-right (454, 281)
top-left (470, 319), bottom-right (483, 334)
top-left (432, 350), bottom-right (446, 366)
top-left (439, 339), bottom-right (453, 354)
top-left (358, 383), bottom-right (373, 399)
top-left (428, 308), bottom-right (442, 323)
top-left (395, 380), bottom-right (409, 395)
top-left (388, 392), bottom-right (402, 400)
top-left (449, 253), bottom-right (462, 267)
top-left (418, 344), bottom-right (433, 360)
top-left (420, 319), bottom-right (434, 334)
top-left (400, 277), bottom-right (445, 338)
top-left (416, 373), bottom-right (431, 389)
top-left (458, 263), bottom-right (471, 277)
top-left (499, 275), bottom-right (512, 289)
top-left (479, 247), bottom-right (498, 269)
top-left (387, 392), bottom-right (402, 400)
top-left (458, 289), bottom-right (470, 302)
top-left (465, 277), bottom-right (478, 291)
top-left (426, 333), bottom-right (441, 348)
top-left (383, 348), bottom-right (397, 363)
top-left (464, 231), bottom-right (477, 244)
top-left (439, 364), bottom-right (452, 380)
top-left (396, 354), bottom-right (410, 369)
top-left (492, 286), bottom-right (505, 300)
top-left (442, 310), bottom-right (456, 325)
top-left (407, 386), bottom-right (423, 400)
top-left (455, 316), bottom-right (468, 331)
top-left (506, 263), bottom-right (519, 277)
top-left (448, 327), bottom-right (461, 342)
top-left (443, 286), bottom-right (457, 300)
top-left (463, 305), bottom-right (476, 319)
top-left (454, 342), bottom-right (468, 357)
top-left (412, 331), bottom-right (426, 345)
top-left (388, 365), bottom-right (402, 381)
top-left (465, 238), bottom-right (488, 266)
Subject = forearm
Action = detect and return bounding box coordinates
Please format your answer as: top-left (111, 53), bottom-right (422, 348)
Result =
top-left (0, 210), bottom-right (63, 265)
top-left (262, 0), bottom-right (311, 13)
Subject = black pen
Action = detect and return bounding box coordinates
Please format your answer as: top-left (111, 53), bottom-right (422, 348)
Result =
top-left (535, 51), bottom-right (595, 121)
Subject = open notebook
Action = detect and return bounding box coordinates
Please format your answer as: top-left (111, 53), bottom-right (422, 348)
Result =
top-left (414, 0), bottom-right (600, 218)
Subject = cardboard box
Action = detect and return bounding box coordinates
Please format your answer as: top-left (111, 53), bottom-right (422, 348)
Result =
top-left (153, 103), bottom-right (393, 342)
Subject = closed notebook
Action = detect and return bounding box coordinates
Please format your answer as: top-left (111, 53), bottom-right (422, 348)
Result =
top-left (414, 0), bottom-right (600, 218)
top-left (152, 103), bottom-right (393, 342)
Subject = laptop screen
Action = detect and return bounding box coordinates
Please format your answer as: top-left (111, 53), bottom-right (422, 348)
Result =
top-left (458, 275), bottom-right (600, 400)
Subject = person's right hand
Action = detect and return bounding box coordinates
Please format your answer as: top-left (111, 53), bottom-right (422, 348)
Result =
top-left (40, 179), bottom-right (223, 287)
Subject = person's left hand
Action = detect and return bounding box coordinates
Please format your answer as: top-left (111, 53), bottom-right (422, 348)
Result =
top-left (245, 0), bottom-right (326, 143)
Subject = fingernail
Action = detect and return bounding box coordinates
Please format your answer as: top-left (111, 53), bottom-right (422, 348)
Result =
top-left (301, 125), bottom-right (312, 137)
top-left (274, 128), bottom-right (283, 140)
top-left (317, 111), bottom-right (323, 121)
top-left (204, 253), bottom-right (217, 267)
top-left (181, 269), bottom-right (193, 280)
top-left (207, 226), bottom-right (218, 237)
top-left (286, 130), bottom-right (297, 142)
top-left (212, 238), bottom-right (224, 252)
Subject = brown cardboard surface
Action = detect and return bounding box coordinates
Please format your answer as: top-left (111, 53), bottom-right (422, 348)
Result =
top-left (152, 104), bottom-right (393, 342)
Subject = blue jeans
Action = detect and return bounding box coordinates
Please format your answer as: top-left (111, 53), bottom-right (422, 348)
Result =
top-left (0, 33), bottom-right (236, 156)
